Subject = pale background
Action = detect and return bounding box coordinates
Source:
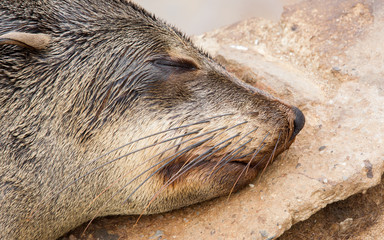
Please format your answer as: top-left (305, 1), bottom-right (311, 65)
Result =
top-left (135, 0), bottom-right (301, 35)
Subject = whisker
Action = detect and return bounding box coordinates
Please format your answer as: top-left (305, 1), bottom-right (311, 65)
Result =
top-left (70, 113), bottom-right (233, 179)
top-left (209, 127), bottom-right (259, 174)
top-left (227, 164), bottom-right (248, 200)
top-left (176, 135), bottom-right (240, 174)
top-left (165, 122), bottom-right (251, 182)
top-left (74, 119), bottom-right (242, 194)
top-left (122, 136), bottom-right (214, 203)
top-left (244, 149), bottom-right (258, 177)
top-left (136, 141), bottom-right (234, 223)
top-left (81, 135), bottom-right (215, 235)
top-left (244, 131), bottom-right (271, 170)
top-left (129, 123), bottom-right (249, 211)
top-left (162, 135), bottom-right (239, 186)
top-left (135, 136), bottom-right (239, 222)
top-left (69, 116), bottom-right (236, 184)
top-left (223, 131), bottom-right (278, 192)
top-left (210, 145), bottom-right (249, 177)
top-left (51, 131), bottom-right (200, 199)
top-left (210, 131), bottom-right (271, 183)
top-left (210, 136), bottom-right (253, 176)
top-left (259, 131), bottom-right (281, 178)
top-left (133, 122), bottom-right (250, 217)
top-left (28, 116), bottom-right (232, 220)
top-left (78, 118), bottom-right (244, 233)
top-left (83, 121), bottom-right (251, 229)
top-left (79, 126), bottom-right (228, 213)
top-left (226, 139), bottom-right (267, 199)
top-left (245, 142), bottom-right (266, 174)
top-left (253, 155), bottom-right (267, 170)
top-left (118, 123), bottom-right (248, 205)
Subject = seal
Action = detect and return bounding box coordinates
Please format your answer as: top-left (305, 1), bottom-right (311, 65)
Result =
top-left (0, 0), bottom-right (305, 239)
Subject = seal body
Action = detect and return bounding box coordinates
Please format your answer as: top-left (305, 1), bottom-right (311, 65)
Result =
top-left (0, 0), bottom-right (304, 239)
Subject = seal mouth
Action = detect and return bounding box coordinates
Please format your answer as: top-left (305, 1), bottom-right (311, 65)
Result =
top-left (170, 132), bottom-right (294, 179)
top-left (208, 152), bottom-right (270, 171)
top-left (160, 154), bottom-right (259, 182)
top-left (226, 138), bottom-right (295, 169)
top-left (227, 156), bottom-right (261, 169)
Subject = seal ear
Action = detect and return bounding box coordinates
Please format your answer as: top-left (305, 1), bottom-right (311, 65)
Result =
top-left (0, 32), bottom-right (51, 50)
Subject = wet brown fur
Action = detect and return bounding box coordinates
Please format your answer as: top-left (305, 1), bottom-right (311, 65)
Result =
top-left (0, 0), bottom-right (303, 239)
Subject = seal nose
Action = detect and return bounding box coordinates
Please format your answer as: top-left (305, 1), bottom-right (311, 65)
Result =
top-left (290, 106), bottom-right (305, 140)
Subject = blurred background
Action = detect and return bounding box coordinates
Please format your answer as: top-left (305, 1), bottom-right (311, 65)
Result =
top-left (135, 0), bottom-right (301, 35)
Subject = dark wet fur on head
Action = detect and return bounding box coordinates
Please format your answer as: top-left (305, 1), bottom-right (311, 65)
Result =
top-left (1, 0), bottom-right (204, 141)
top-left (0, 0), bottom-right (304, 239)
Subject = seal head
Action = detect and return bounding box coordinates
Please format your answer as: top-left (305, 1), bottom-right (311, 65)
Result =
top-left (0, 0), bottom-right (304, 239)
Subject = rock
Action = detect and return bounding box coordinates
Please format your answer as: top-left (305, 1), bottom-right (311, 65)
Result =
top-left (149, 230), bottom-right (164, 240)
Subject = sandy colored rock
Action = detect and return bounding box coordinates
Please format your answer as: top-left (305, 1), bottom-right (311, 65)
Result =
top-left (63, 0), bottom-right (384, 239)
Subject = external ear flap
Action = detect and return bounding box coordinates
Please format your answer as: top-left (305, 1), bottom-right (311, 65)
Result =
top-left (0, 32), bottom-right (51, 50)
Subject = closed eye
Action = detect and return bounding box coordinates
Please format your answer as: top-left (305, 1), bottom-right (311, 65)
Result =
top-left (152, 58), bottom-right (198, 71)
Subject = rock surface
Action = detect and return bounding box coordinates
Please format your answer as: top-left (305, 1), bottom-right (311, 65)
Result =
top-left (63, 0), bottom-right (384, 239)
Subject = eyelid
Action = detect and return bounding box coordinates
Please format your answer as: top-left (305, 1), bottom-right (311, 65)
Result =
top-left (153, 58), bottom-right (199, 70)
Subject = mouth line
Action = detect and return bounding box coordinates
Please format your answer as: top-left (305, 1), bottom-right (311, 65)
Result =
top-left (168, 141), bottom-right (293, 175)
top-left (223, 143), bottom-right (292, 169)
top-left (210, 155), bottom-right (260, 169)
top-left (228, 158), bottom-right (262, 169)
top-left (173, 156), bottom-right (258, 172)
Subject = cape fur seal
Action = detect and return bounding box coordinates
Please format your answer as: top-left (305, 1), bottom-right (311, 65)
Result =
top-left (0, 0), bottom-right (305, 239)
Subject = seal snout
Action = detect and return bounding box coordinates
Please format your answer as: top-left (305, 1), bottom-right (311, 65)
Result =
top-left (290, 106), bottom-right (305, 140)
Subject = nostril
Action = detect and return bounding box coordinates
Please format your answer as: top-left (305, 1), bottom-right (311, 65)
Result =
top-left (291, 106), bottom-right (305, 140)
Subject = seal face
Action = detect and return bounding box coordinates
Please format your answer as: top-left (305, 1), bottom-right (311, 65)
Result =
top-left (0, 0), bottom-right (305, 239)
